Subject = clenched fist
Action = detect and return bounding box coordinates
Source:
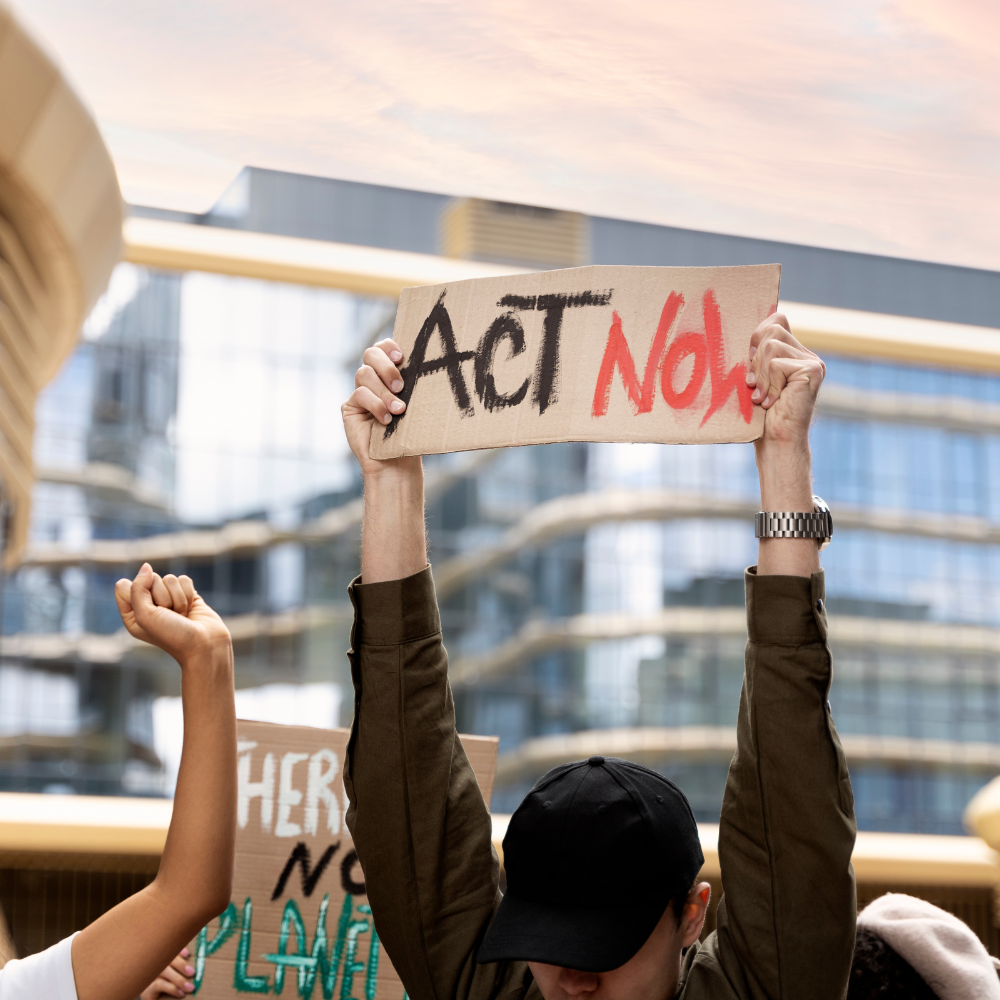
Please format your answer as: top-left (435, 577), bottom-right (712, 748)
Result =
top-left (746, 313), bottom-right (826, 448)
top-left (115, 564), bottom-right (230, 665)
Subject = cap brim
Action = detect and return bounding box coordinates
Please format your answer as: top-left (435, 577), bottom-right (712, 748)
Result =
top-left (476, 891), bottom-right (666, 973)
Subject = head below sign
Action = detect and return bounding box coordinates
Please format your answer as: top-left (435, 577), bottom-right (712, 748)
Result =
top-left (478, 756), bottom-right (711, 1000)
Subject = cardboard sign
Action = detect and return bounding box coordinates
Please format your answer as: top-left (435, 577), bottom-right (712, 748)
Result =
top-left (369, 264), bottom-right (780, 459)
top-left (190, 720), bottom-right (499, 998)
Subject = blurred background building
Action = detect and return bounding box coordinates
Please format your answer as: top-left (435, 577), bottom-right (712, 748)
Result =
top-left (4, 165), bottom-right (1000, 837)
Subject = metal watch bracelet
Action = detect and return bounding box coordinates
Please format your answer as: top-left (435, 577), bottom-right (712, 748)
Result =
top-left (755, 495), bottom-right (833, 549)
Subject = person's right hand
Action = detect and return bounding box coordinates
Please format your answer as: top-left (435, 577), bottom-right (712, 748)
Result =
top-left (341, 337), bottom-right (419, 478)
top-left (139, 948), bottom-right (196, 998)
top-left (115, 564), bottom-right (230, 664)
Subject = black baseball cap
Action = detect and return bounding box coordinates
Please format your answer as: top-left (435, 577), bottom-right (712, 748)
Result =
top-left (477, 755), bottom-right (703, 973)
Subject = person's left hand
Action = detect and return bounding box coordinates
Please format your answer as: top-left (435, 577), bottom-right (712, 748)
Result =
top-left (746, 313), bottom-right (826, 446)
top-left (139, 948), bottom-right (196, 998)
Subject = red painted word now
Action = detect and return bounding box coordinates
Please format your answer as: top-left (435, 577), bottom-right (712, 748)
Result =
top-left (591, 290), bottom-right (753, 426)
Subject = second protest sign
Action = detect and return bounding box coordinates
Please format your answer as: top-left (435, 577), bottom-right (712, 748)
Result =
top-left (190, 720), bottom-right (499, 998)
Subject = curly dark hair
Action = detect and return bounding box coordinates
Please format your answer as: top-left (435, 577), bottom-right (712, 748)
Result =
top-left (848, 926), bottom-right (940, 1000)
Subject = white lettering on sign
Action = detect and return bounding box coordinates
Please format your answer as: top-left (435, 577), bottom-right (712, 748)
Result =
top-left (275, 752), bottom-right (309, 837)
top-left (305, 749), bottom-right (340, 836)
top-left (237, 740), bottom-right (276, 832)
top-left (237, 741), bottom-right (345, 837)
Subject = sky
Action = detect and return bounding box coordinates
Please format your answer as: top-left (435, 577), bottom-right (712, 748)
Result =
top-left (11, 0), bottom-right (1000, 270)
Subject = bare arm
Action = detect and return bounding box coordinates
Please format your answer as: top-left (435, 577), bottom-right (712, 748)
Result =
top-left (342, 338), bottom-right (427, 583)
top-left (747, 313), bottom-right (825, 577)
top-left (71, 565), bottom-right (236, 1000)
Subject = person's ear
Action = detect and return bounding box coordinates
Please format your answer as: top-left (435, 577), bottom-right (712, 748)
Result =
top-left (680, 882), bottom-right (712, 947)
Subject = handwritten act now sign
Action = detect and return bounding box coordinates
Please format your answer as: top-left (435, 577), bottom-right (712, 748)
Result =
top-left (190, 721), bottom-right (498, 999)
top-left (369, 264), bottom-right (780, 459)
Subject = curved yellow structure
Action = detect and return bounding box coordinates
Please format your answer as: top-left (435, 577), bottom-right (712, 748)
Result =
top-left (964, 776), bottom-right (1000, 851)
top-left (0, 5), bottom-right (122, 565)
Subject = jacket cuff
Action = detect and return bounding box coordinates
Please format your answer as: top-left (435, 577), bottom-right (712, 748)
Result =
top-left (745, 567), bottom-right (827, 645)
top-left (348, 565), bottom-right (441, 646)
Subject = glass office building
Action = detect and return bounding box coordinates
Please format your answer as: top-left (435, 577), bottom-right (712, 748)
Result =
top-left (3, 167), bottom-right (1000, 835)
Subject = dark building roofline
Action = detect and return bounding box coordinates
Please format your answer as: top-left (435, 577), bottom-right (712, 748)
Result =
top-left (129, 166), bottom-right (1000, 329)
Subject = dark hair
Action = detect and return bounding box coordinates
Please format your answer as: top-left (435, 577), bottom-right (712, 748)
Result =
top-left (848, 926), bottom-right (939, 1000)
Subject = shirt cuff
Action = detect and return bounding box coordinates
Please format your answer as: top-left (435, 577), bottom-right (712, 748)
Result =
top-left (745, 567), bottom-right (828, 645)
top-left (348, 565), bottom-right (441, 646)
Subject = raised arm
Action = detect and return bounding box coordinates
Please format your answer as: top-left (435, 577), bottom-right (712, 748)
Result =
top-left (703, 317), bottom-right (856, 999)
top-left (340, 340), bottom-right (517, 1000)
top-left (71, 566), bottom-right (237, 1000)
top-left (341, 338), bottom-right (426, 583)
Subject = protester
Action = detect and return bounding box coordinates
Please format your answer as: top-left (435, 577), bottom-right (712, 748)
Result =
top-left (849, 893), bottom-right (1000, 1000)
top-left (0, 565), bottom-right (236, 1000)
top-left (340, 314), bottom-right (857, 1000)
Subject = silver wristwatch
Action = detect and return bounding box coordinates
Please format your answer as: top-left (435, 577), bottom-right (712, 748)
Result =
top-left (755, 495), bottom-right (833, 550)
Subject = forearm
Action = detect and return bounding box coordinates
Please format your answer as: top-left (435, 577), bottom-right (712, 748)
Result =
top-left (74, 644), bottom-right (236, 1000)
top-left (361, 458), bottom-right (427, 583)
top-left (157, 644), bottom-right (237, 911)
top-left (754, 436), bottom-right (820, 578)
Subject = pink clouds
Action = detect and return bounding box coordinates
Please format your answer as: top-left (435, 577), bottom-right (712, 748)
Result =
top-left (10, 0), bottom-right (1000, 269)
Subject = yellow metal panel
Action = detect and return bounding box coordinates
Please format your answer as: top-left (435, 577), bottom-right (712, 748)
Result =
top-left (0, 327), bottom-right (36, 419)
top-left (14, 79), bottom-right (91, 212)
top-left (0, 301), bottom-right (40, 391)
top-left (0, 13), bottom-right (57, 165)
top-left (965, 776), bottom-right (1000, 851)
top-left (124, 219), bottom-right (1000, 373)
top-left (0, 793), bottom-right (171, 855)
top-left (123, 216), bottom-right (524, 298)
top-left (71, 176), bottom-right (124, 315)
top-left (851, 831), bottom-right (1000, 888)
top-left (0, 6), bottom-right (122, 566)
top-left (0, 381), bottom-right (33, 466)
top-left (442, 198), bottom-right (587, 268)
top-left (782, 300), bottom-right (1000, 372)
top-left (50, 127), bottom-right (117, 247)
top-left (0, 257), bottom-right (41, 350)
top-left (493, 818), bottom-right (998, 887)
top-left (0, 793), bottom-right (995, 887)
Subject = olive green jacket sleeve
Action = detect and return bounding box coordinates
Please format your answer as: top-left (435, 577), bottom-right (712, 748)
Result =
top-left (342, 567), bottom-right (534, 1000)
top-left (344, 566), bottom-right (856, 1000)
top-left (680, 569), bottom-right (857, 1000)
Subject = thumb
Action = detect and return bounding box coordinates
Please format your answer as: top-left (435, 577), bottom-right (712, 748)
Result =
top-left (114, 578), bottom-right (133, 613)
top-left (130, 563), bottom-right (157, 624)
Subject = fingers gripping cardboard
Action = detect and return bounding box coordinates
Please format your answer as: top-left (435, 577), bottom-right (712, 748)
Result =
top-left (190, 720), bottom-right (499, 999)
top-left (369, 264), bottom-right (780, 458)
